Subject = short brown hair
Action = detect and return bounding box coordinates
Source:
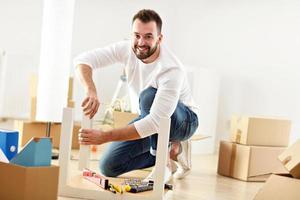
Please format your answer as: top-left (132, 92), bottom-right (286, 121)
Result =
top-left (132, 9), bottom-right (162, 33)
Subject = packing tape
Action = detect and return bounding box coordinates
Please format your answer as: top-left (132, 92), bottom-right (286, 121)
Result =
top-left (235, 129), bottom-right (241, 143)
top-left (232, 116), bottom-right (242, 143)
top-left (235, 116), bottom-right (243, 143)
top-left (229, 143), bottom-right (237, 177)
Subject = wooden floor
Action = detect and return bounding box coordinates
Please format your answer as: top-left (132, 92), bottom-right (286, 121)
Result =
top-left (0, 119), bottom-right (264, 200)
top-left (54, 152), bottom-right (264, 200)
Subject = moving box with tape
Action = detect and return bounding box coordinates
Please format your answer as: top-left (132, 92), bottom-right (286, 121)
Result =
top-left (217, 140), bottom-right (287, 181)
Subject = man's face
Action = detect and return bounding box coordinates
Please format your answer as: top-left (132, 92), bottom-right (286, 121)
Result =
top-left (131, 19), bottom-right (162, 60)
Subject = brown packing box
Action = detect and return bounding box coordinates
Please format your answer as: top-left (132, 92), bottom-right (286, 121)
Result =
top-left (113, 111), bottom-right (139, 128)
top-left (254, 174), bottom-right (300, 200)
top-left (0, 162), bottom-right (59, 200)
top-left (230, 115), bottom-right (291, 146)
top-left (278, 139), bottom-right (300, 178)
top-left (14, 120), bottom-right (81, 149)
top-left (217, 141), bottom-right (287, 181)
top-left (50, 122), bottom-right (80, 149)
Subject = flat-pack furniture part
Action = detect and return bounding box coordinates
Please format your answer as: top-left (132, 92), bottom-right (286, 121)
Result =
top-left (58, 107), bottom-right (172, 200)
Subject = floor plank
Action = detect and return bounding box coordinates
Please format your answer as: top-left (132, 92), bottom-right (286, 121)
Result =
top-left (55, 154), bottom-right (264, 200)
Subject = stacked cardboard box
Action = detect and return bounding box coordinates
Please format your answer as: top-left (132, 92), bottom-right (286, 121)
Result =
top-left (254, 139), bottom-right (300, 199)
top-left (15, 121), bottom-right (81, 149)
top-left (217, 115), bottom-right (291, 181)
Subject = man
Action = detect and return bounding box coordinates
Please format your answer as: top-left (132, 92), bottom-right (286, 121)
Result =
top-left (74, 9), bottom-right (199, 182)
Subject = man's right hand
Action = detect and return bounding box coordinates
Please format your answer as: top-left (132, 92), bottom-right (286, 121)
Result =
top-left (82, 90), bottom-right (100, 119)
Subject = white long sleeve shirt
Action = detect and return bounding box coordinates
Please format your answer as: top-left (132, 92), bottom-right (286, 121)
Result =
top-left (74, 40), bottom-right (199, 138)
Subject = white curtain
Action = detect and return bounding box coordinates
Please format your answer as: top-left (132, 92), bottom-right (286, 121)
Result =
top-left (36, 0), bottom-right (75, 122)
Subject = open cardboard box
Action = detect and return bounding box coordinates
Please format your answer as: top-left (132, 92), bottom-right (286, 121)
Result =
top-left (0, 162), bottom-right (59, 200)
top-left (254, 174), bottom-right (300, 200)
top-left (217, 141), bottom-right (287, 181)
top-left (230, 115), bottom-right (291, 146)
top-left (278, 139), bottom-right (300, 178)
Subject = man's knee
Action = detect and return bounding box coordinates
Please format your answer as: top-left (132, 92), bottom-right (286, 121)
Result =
top-left (99, 157), bottom-right (120, 177)
top-left (139, 87), bottom-right (157, 112)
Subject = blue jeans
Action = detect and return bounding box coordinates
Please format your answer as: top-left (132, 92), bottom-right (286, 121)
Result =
top-left (99, 87), bottom-right (198, 177)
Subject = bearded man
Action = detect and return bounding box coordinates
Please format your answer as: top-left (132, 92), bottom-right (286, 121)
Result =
top-left (74, 9), bottom-right (199, 183)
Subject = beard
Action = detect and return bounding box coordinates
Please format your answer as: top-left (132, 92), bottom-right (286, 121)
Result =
top-left (133, 43), bottom-right (158, 60)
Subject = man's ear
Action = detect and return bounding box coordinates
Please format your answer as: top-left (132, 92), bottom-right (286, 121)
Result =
top-left (158, 34), bottom-right (163, 43)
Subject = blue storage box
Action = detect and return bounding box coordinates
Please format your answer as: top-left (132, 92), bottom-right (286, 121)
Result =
top-left (0, 129), bottom-right (19, 160)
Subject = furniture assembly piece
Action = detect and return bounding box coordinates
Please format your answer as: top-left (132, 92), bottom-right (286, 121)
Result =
top-left (58, 107), bottom-right (171, 200)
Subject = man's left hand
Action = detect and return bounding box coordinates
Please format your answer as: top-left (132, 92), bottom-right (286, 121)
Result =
top-left (78, 128), bottom-right (109, 145)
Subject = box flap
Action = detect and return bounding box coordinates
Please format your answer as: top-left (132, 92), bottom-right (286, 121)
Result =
top-left (278, 139), bottom-right (300, 178)
top-left (10, 137), bottom-right (52, 167)
top-left (254, 174), bottom-right (300, 200)
top-left (248, 146), bottom-right (287, 177)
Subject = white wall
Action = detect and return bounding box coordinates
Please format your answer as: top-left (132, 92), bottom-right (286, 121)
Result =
top-left (1, 0), bottom-right (300, 153)
top-left (0, 0), bottom-right (42, 118)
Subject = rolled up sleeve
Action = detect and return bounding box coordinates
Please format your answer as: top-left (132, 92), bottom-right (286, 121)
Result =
top-left (134, 68), bottom-right (184, 138)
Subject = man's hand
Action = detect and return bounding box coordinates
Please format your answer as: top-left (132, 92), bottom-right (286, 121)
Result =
top-left (82, 90), bottom-right (100, 119)
top-left (78, 128), bottom-right (110, 145)
top-left (76, 64), bottom-right (99, 119)
top-left (78, 124), bottom-right (141, 145)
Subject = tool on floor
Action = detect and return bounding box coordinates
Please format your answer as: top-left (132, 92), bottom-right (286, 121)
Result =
top-left (109, 183), bottom-right (123, 194)
top-left (82, 168), bottom-right (109, 190)
top-left (124, 181), bottom-right (154, 193)
top-left (123, 178), bottom-right (173, 193)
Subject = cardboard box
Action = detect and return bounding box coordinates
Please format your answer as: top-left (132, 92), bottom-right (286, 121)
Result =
top-left (278, 139), bottom-right (300, 178)
top-left (15, 121), bottom-right (46, 146)
top-left (0, 129), bottom-right (19, 160)
top-left (50, 122), bottom-right (80, 149)
top-left (0, 162), bottom-right (59, 200)
top-left (254, 174), bottom-right (300, 200)
top-left (14, 121), bottom-right (80, 149)
top-left (217, 141), bottom-right (287, 181)
top-left (230, 115), bottom-right (291, 146)
top-left (113, 111), bottom-right (139, 128)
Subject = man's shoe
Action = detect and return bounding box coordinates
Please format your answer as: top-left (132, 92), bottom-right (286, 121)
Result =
top-left (173, 139), bottom-right (192, 179)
